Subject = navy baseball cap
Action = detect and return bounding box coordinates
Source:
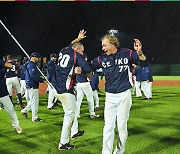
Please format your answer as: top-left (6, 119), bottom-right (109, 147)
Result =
top-left (23, 57), bottom-right (29, 64)
top-left (14, 57), bottom-right (18, 62)
top-left (31, 52), bottom-right (41, 58)
top-left (50, 53), bottom-right (57, 58)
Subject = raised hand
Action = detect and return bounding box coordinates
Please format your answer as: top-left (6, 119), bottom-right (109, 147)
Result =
top-left (77, 29), bottom-right (87, 40)
top-left (134, 38), bottom-right (143, 56)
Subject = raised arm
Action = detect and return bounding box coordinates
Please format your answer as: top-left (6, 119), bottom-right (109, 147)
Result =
top-left (71, 29), bottom-right (87, 44)
top-left (134, 39), bottom-right (146, 61)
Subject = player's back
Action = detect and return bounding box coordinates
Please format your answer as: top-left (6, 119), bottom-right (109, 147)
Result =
top-left (52, 46), bottom-right (92, 94)
top-left (52, 47), bottom-right (77, 94)
top-left (6, 62), bottom-right (18, 78)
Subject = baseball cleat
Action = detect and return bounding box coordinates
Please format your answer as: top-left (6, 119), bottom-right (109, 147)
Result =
top-left (90, 114), bottom-right (100, 118)
top-left (95, 107), bottom-right (100, 111)
top-left (16, 127), bottom-right (22, 134)
top-left (58, 143), bottom-right (76, 150)
top-left (71, 130), bottom-right (85, 139)
top-left (21, 112), bottom-right (28, 119)
top-left (32, 117), bottom-right (43, 122)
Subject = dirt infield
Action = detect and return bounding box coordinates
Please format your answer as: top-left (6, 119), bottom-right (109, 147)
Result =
top-left (38, 80), bottom-right (180, 95)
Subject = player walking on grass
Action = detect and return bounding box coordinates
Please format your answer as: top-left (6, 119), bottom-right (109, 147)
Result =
top-left (46, 53), bottom-right (58, 109)
top-left (52, 30), bottom-right (92, 150)
top-left (21, 52), bottom-right (44, 121)
top-left (6, 55), bottom-right (24, 109)
top-left (90, 71), bottom-right (100, 110)
top-left (133, 39), bottom-right (153, 100)
top-left (92, 35), bottom-right (147, 154)
top-left (0, 59), bottom-right (22, 134)
top-left (75, 54), bottom-right (99, 119)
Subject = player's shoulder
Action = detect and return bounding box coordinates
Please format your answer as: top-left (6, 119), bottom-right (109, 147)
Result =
top-left (47, 60), bottom-right (52, 64)
top-left (60, 46), bottom-right (73, 54)
top-left (27, 61), bottom-right (35, 67)
top-left (119, 48), bottom-right (132, 52)
top-left (0, 59), bottom-right (5, 66)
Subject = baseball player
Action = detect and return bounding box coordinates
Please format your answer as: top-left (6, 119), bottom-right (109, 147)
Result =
top-left (133, 64), bottom-right (143, 97)
top-left (52, 30), bottom-right (93, 150)
top-left (140, 64), bottom-right (153, 100)
top-left (6, 55), bottom-right (24, 109)
top-left (90, 71), bottom-right (100, 110)
top-left (46, 53), bottom-right (58, 109)
top-left (133, 39), bottom-right (153, 100)
top-left (21, 52), bottom-right (44, 121)
top-left (91, 34), bottom-right (147, 154)
top-left (0, 59), bottom-right (22, 133)
top-left (75, 54), bottom-right (99, 118)
top-left (20, 57), bottom-right (29, 98)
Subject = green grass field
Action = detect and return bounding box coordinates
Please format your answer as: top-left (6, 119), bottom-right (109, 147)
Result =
top-left (153, 76), bottom-right (180, 80)
top-left (0, 86), bottom-right (180, 154)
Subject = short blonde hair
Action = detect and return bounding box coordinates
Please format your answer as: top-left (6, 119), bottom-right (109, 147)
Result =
top-left (101, 34), bottom-right (120, 48)
top-left (72, 42), bottom-right (83, 49)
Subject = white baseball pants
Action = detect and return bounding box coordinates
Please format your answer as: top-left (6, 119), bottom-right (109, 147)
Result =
top-left (56, 93), bottom-right (78, 145)
top-left (21, 88), bottom-right (39, 121)
top-left (6, 76), bottom-right (21, 96)
top-left (102, 89), bottom-right (132, 154)
top-left (47, 84), bottom-right (57, 108)
top-left (93, 90), bottom-right (99, 108)
top-left (141, 81), bottom-right (152, 99)
top-left (76, 82), bottom-right (95, 116)
top-left (0, 95), bottom-right (20, 129)
top-left (134, 80), bottom-right (142, 97)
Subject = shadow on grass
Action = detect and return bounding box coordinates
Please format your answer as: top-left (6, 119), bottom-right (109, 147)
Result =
top-left (0, 149), bottom-right (15, 154)
top-left (131, 136), bottom-right (180, 154)
top-left (128, 127), bottom-right (146, 136)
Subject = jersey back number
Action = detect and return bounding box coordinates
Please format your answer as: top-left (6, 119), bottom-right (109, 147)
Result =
top-left (57, 52), bottom-right (70, 68)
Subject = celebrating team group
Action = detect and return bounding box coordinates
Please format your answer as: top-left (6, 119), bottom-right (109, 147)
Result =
top-left (0, 29), bottom-right (152, 154)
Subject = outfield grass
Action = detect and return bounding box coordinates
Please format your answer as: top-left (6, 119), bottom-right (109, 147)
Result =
top-left (153, 76), bottom-right (180, 81)
top-left (0, 86), bottom-right (180, 154)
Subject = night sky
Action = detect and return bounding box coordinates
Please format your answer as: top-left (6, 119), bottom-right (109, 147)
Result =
top-left (0, 2), bottom-right (179, 64)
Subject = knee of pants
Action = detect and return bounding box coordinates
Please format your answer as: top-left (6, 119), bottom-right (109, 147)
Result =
top-left (64, 110), bottom-right (75, 118)
top-left (117, 120), bottom-right (128, 132)
top-left (104, 122), bottom-right (116, 131)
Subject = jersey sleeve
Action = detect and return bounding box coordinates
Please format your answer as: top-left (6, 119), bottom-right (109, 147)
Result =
top-left (0, 60), bottom-right (5, 69)
top-left (68, 43), bottom-right (73, 49)
top-left (132, 50), bottom-right (148, 67)
top-left (91, 57), bottom-right (102, 70)
top-left (76, 53), bottom-right (92, 73)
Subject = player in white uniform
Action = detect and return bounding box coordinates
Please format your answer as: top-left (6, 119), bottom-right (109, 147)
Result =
top-left (6, 55), bottom-right (24, 109)
top-left (92, 35), bottom-right (147, 154)
top-left (90, 71), bottom-right (100, 110)
top-left (46, 53), bottom-right (58, 109)
top-left (52, 30), bottom-right (93, 150)
top-left (0, 59), bottom-right (22, 134)
top-left (75, 55), bottom-right (99, 118)
top-left (21, 52), bottom-right (44, 121)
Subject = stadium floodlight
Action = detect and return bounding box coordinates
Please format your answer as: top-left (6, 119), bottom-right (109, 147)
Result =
top-left (108, 29), bottom-right (118, 35)
top-left (0, 20), bottom-right (54, 89)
